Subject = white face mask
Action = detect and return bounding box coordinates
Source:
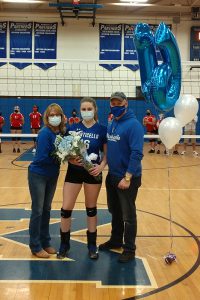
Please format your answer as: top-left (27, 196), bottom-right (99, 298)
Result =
top-left (81, 111), bottom-right (94, 121)
top-left (48, 115), bottom-right (61, 127)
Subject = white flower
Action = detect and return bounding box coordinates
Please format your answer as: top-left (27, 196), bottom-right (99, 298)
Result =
top-left (69, 130), bottom-right (82, 138)
top-left (72, 141), bottom-right (78, 148)
top-left (53, 132), bottom-right (98, 168)
top-left (73, 135), bottom-right (81, 142)
top-left (86, 153), bottom-right (98, 162)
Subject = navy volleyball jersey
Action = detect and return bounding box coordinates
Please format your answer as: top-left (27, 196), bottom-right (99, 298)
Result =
top-left (69, 121), bottom-right (107, 165)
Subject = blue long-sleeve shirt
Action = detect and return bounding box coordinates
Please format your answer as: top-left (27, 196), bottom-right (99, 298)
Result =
top-left (107, 109), bottom-right (144, 178)
top-left (28, 126), bottom-right (60, 177)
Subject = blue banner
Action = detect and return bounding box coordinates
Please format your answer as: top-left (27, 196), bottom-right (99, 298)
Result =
top-left (124, 24), bottom-right (139, 71)
top-left (9, 22), bottom-right (32, 69)
top-left (34, 22), bottom-right (57, 70)
top-left (0, 22), bottom-right (7, 67)
top-left (190, 26), bottom-right (200, 61)
top-left (99, 24), bottom-right (122, 71)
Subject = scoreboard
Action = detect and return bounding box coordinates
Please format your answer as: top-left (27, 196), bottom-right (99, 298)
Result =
top-left (190, 26), bottom-right (200, 61)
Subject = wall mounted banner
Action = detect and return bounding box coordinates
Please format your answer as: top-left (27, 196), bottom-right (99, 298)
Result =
top-left (190, 26), bottom-right (200, 61)
top-left (9, 22), bottom-right (33, 69)
top-left (34, 22), bottom-right (57, 70)
top-left (99, 24), bottom-right (122, 71)
top-left (0, 22), bottom-right (7, 67)
top-left (124, 24), bottom-right (139, 72)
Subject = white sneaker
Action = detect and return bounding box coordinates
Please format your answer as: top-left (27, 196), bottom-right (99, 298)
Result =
top-left (193, 151), bottom-right (198, 156)
top-left (181, 151), bottom-right (186, 155)
top-left (32, 148), bottom-right (36, 153)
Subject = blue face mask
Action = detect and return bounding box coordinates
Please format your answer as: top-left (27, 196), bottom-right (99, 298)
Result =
top-left (110, 105), bottom-right (126, 118)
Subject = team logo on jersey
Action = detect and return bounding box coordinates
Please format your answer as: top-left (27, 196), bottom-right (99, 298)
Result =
top-left (107, 133), bottom-right (120, 142)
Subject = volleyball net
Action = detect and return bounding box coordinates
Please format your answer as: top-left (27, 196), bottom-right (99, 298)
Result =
top-left (0, 59), bottom-right (200, 99)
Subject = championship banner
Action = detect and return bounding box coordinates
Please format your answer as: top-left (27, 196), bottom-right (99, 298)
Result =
top-left (99, 24), bottom-right (122, 71)
top-left (0, 22), bottom-right (7, 67)
top-left (9, 22), bottom-right (33, 69)
top-left (124, 24), bottom-right (172, 71)
top-left (34, 22), bottom-right (57, 70)
top-left (190, 26), bottom-right (200, 61)
top-left (124, 24), bottom-right (139, 72)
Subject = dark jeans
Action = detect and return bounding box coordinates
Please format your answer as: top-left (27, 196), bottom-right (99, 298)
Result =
top-left (28, 170), bottom-right (58, 253)
top-left (106, 173), bottom-right (141, 252)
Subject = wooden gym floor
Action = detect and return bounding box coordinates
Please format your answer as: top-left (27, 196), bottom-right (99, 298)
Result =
top-left (0, 141), bottom-right (200, 300)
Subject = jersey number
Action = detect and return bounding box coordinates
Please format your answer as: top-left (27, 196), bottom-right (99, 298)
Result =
top-left (84, 140), bottom-right (90, 150)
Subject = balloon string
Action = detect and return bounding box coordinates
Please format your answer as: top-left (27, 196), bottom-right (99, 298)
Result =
top-left (167, 152), bottom-right (174, 252)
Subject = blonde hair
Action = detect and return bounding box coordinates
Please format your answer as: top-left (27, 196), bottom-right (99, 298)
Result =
top-left (80, 97), bottom-right (98, 121)
top-left (43, 103), bottom-right (66, 134)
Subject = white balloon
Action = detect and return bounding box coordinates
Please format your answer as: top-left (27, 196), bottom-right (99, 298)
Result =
top-left (158, 117), bottom-right (182, 149)
top-left (174, 94), bottom-right (199, 126)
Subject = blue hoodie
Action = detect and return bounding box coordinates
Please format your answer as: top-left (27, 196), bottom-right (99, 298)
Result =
top-left (107, 109), bottom-right (144, 178)
top-left (29, 127), bottom-right (60, 177)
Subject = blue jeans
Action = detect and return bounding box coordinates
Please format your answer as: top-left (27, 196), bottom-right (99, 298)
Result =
top-left (28, 170), bottom-right (58, 253)
top-left (106, 173), bottom-right (141, 252)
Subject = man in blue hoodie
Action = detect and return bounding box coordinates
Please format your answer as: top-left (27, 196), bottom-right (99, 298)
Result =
top-left (99, 92), bottom-right (144, 263)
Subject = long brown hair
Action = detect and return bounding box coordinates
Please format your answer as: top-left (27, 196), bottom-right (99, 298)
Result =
top-left (80, 97), bottom-right (98, 121)
top-left (43, 103), bottom-right (66, 134)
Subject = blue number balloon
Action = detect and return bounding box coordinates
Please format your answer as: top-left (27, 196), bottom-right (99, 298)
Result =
top-left (134, 22), bottom-right (181, 112)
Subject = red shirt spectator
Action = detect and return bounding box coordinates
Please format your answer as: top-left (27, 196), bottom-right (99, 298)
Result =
top-left (143, 110), bottom-right (156, 133)
top-left (10, 107), bottom-right (24, 129)
top-left (29, 110), bottom-right (42, 129)
top-left (143, 109), bottom-right (157, 153)
top-left (68, 109), bottom-right (80, 125)
top-left (68, 116), bottom-right (80, 125)
top-left (10, 106), bottom-right (24, 153)
top-left (0, 114), bottom-right (5, 132)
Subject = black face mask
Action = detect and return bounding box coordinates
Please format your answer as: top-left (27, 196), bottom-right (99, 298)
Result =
top-left (72, 113), bottom-right (76, 117)
top-left (146, 112), bottom-right (150, 116)
top-left (14, 110), bottom-right (19, 113)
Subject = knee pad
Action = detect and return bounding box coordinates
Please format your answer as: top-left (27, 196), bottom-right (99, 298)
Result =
top-left (33, 137), bottom-right (36, 143)
top-left (86, 207), bottom-right (97, 217)
top-left (61, 208), bottom-right (72, 218)
top-left (12, 137), bottom-right (16, 141)
top-left (17, 137), bottom-right (21, 141)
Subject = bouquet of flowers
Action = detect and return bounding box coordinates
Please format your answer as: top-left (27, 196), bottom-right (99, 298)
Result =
top-left (53, 131), bottom-right (102, 181)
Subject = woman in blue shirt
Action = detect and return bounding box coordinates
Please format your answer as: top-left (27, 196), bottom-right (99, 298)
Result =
top-left (28, 103), bottom-right (66, 258)
top-left (57, 97), bottom-right (107, 260)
